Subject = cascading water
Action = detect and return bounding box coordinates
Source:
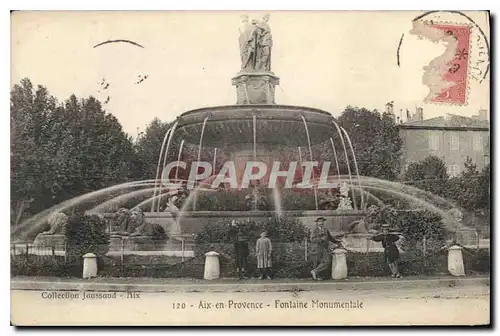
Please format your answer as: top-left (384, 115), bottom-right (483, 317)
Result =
top-left (174, 139), bottom-right (185, 182)
top-left (329, 137), bottom-right (342, 184)
top-left (192, 116), bottom-right (209, 211)
top-left (300, 115), bottom-right (319, 210)
top-left (152, 127), bottom-right (172, 211)
top-left (330, 118), bottom-right (357, 210)
top-left (340, 126), bottom-right (365, 209)
top-left (272, 187), bottom-right (283, 217)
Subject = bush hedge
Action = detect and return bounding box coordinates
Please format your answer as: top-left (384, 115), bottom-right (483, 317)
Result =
top-left (65, 212), bottom-right (110, 259)
top-left (11, 247), bottom-right (490, 278)
top-left (11, 213), bottom-right (490, 278)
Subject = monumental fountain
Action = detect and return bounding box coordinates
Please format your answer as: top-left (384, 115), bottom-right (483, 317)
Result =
top-left (142, 13), bottom-right (370, 239)
top-left (13, 14), bottom-right (473, 256)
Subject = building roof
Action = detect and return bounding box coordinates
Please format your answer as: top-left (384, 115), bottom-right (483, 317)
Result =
top-left (399, 113), bottom-right (489, 130)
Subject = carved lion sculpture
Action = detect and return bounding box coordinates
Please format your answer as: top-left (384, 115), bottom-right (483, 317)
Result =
top-left (130, 208), bottom-right (167, 239)
top-left (40, 212), bottom-right (68, 235)
top-left (110, 207), bottom-right (166, 240)
top-left (109, 208), bottom-right (133, 236)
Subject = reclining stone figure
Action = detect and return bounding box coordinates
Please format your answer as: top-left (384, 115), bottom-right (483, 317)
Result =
top-left (110, 207), bottom-right (166, 239)
top-left (39, 212), bottom-right (69, 235)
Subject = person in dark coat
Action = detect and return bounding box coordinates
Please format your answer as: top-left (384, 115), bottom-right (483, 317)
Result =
top-left (371, 225), bottom-right (402, 278)
top-left (229, 220), bottom-right (249, 279)
top-left (310, 217), bottom-right (344, 281)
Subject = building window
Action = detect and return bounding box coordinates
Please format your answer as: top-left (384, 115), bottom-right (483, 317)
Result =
top-left (428, 133), bottom-right (439, 150)
top-left (473, 134), bottom-right (482, 151)
top-left (450, 133), bottom-right (459, 150)
top-left (484, 155), bottom-right (490, 166)
top-left (447, 164), bottom-right (460, 177)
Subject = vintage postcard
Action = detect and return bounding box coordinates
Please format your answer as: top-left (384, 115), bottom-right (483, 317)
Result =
top-left (10, 10), bottom-right (490, 326)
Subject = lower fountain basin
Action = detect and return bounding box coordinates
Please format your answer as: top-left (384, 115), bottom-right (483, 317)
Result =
top-left (102, 210), bottom-right (367, 236)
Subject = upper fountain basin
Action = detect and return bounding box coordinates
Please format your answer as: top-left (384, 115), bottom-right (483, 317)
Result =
top-left (175, 104), bottom-right (338, 147)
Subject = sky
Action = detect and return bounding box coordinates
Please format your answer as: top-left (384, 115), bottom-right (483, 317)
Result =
top-left (11, 11), bottom-right (490, 136)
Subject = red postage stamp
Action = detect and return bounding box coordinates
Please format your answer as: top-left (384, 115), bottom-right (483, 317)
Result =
top-left (411, 21), bottom-right (472, 105)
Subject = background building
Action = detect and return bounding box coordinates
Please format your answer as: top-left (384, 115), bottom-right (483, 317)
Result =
top-left (398, 108), bottom-right (490, 177)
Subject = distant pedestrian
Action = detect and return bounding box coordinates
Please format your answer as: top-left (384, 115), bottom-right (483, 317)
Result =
top-left (256, 231), bottom-right (272, 280)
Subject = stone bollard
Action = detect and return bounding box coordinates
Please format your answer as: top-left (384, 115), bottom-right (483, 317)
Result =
top-left (447, 245), bottom-right (465, 276)
top-left (82, 253), bottom-right (98, 279)
top-left (204, 251), bottom-right (220, 280)
top-left (331, 248), bottom-right (348, 280)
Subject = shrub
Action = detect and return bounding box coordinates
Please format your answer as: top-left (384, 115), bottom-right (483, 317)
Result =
top-left (398, 210), bottom-right (448, 252)
top-left (194, 215), bottom-right (308, 255)
top-left (191, 190), bottom-right (253, 211)
top-left (281, 189), bottom-right (317, 211)
top-left (193, 216), bottom-right (310, 278)
top-left (65, 212), bottom-right (110, 260)
top-left (463, 248), bottom-right (490, 274)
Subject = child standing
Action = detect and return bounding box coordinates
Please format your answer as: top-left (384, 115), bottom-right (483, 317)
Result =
top-left (256, 231), bottom-right (273, 280)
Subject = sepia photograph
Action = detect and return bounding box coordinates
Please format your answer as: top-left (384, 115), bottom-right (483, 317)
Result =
top-left (9, 10), bottom-right (490, 326)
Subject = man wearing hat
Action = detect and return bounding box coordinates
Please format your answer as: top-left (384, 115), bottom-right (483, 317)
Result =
top-left (370, 223), bottom-right (402, 278)
top-left (310, 217), bottom-right (344, 280)
top-left (229, 219), bottom-right (250, 279)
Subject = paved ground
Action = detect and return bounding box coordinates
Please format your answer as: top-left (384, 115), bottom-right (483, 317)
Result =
top-left (11, 283), bottom-right (490, 326)
top-left (11, 275), bottom-right (490, 293)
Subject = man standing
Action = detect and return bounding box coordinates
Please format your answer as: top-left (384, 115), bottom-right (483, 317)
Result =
top-left (371, 224), bottom-right (402, 278)
top-left (310, 217), bottom-right (343, 281)
top-left (229, 220), bottom-right (250, 279)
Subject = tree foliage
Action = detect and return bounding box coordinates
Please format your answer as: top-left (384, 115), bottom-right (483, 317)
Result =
top-left (11, 78), bottom-right (135, 223)
top-left (447, 157), bottom-right (490, 213)
top-left (337, 106), bottom-right (403, 180)
top-left (403, 155), bottom-right (449, 197)
top-left (131, 118), bottom-right (172, 181)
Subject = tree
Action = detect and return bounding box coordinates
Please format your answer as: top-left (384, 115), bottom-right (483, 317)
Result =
top-left (476, 163), bottom-right (490, 212)
top-left (11, 78), bottom-right (135, 223)
top-left (399, 210), bottom-right (447, 251)
top-left (337, 106), bottom-right (403, 180)
top-left (403, 155), bottom-right (449, 197)
top-left (447, 157), bottom-right (490, 234)
top-left (447, 157), bottom-right (481, 211)
top-left (11, 79), bottom-right (62, 221)
top-left (131, 118), bottom-right (172, 181)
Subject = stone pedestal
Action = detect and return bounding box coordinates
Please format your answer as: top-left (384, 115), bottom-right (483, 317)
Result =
top-left (331, 248), bottom-right (348, 280)
top-left (109, 236), bottom-right (125, 251)
top-left (82, 253), bottom-right (97, 279)
top-left (109, 236), bottom-right (167, 251)
top-left (33, 234), bottom-right (65, 249)
top-left (204, 251), bottom-right (220, 280)
top-left (448, 245), bottom-right (465, 276)
top-left (232, 72), bottom-right (280, 104)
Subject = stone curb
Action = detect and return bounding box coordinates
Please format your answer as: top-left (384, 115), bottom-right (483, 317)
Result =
top-left (11, 277), bottom-right (490, 293)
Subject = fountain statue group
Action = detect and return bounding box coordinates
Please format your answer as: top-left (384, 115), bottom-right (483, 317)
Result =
top-left (238, 14), bottom-right (273, 72)
top-left (319, 183), bottom-right (354, 211)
